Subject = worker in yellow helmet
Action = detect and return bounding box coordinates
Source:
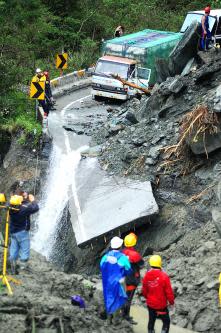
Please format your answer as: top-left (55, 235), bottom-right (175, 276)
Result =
top-left (142, 255), bottom-right (175, 333)
top-left (122, 232), bottom-right (144, 324)
top-left (9, 192), bottom-right (39, 274)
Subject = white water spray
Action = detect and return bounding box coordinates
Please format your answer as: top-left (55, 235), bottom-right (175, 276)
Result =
top-left (32, 144), bottom-right (82, 258)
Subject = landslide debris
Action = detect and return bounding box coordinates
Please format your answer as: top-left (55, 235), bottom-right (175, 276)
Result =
top-left (91, 49), bottom-right (221, 333)
top-left (0, 251), bottom-right (132, 333)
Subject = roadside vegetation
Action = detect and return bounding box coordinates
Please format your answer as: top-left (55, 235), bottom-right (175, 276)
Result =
top-left (0, 0), bottom-right (218, 144)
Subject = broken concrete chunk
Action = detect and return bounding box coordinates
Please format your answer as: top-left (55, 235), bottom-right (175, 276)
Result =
top-left (81, 145), bottom-right (103, 157)
top-left (169, 78), bottom-right (186, 94)
top-left (125, 111), bottom-right (139, 124)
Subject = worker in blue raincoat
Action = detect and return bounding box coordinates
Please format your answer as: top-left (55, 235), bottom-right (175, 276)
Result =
top-left (100, 236), bottom-right (132, 318)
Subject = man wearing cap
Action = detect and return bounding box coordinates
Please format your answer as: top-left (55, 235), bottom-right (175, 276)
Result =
top-left (142, 255), bottom-right (175, 333)
top-left (200, 6), bottom-right (212, 50)
top-left (9, 193), bottom-right (39, 273)
top-left (100, 236), bottom-right (132, 324)
top-left (122, 232), bottom-right (144, 324)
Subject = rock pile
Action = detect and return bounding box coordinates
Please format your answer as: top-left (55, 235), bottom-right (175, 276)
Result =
top-left (0, 251), bottom-right (132, 333)
top-left (91, 49), bottom-right (221, 332)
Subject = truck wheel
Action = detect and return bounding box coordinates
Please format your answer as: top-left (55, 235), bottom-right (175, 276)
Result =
top-left (94, 95), bottom-right (103, 101)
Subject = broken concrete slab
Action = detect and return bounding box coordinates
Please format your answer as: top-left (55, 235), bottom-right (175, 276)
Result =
top-left (71, 159), bottom-right (158, 246)
top-left (80, 145), bottom-right (103, 157)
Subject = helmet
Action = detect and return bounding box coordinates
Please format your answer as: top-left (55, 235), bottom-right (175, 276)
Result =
top-left (149, 255), bottom-right (162, 268)
top-left (124, 233), bottom-right (137, 247)
top-left (10, 195), bottom-right (23, 206)
top-left (110, 236), bottom-right (123, 249)
top-left (204, 6), bottom-right (210, 13)
top-left (71, 295), bottom-right (85, 308)
top-left (35, 68), bottom-right (42, 74)
top-left (0, 193), bottom-right (6, 203)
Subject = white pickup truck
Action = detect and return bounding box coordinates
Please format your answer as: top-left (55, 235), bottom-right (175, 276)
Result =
top-left (92, 29), bottom-right (181, 101)
top-left (92, 55), bottom-right (151, 101)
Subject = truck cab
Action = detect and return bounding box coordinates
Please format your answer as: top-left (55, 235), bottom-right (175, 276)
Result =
top-left (92, 55), bottom-right (150, 101)
top-left (180, 9), bottom-right (221, 45)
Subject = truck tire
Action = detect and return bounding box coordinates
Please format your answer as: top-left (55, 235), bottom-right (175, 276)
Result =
top-left (94, 95), bottom-right (103, 101)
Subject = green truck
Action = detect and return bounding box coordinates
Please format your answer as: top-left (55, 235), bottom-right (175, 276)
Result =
top-left (92, 29), bottom-right (181, 100)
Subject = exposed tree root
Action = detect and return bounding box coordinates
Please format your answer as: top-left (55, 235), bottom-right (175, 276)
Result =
top-left (185, 184), bottom-right (215, 204)
top-left (160, 105), bottom-right (219, 175)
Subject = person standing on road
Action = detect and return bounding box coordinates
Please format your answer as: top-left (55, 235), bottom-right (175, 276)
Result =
top-left (100, 236), bottom-right (132, 324)
top-left (32, 68), bottom-right (49, 117)
top-left (9, 193), bottom-right (39, 273)
top-left (44, 71), bottom-right (56, 111)
top-left (200, 6), bottom-right (212, 50)
top-left (122, 232), bottom-right (144, 324)
top-left (142, 255), bottom-right (175, 333)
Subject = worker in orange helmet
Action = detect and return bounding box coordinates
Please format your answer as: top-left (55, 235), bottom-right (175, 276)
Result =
top-left (122, 232), bottom-right (144, 324)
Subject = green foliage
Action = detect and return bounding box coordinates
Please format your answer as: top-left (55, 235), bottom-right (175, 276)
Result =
top-left (0, 0), bottom-right (213, 144)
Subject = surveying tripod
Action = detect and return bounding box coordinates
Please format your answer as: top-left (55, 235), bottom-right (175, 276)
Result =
top-left (0, 203), bottom-right (21, 295)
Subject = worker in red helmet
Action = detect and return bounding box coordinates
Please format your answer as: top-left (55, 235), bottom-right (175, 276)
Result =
top-left (44, 70), bottom-right (56, 111)
top-left (122, 233), bottom-right (144, 324)
top-left (200, 6), bottom-right (212, 50)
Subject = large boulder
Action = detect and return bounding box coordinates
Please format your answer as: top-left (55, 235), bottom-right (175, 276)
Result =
top-left (155, 21), bottom-right (200, 82)
top-left (187, 126), bottom-right (221, 155)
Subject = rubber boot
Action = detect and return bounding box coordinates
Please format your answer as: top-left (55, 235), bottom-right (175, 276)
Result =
top-left (19, 260), bottom-right (30, 272)
top-left (10, 260), bottom-right (19, 275)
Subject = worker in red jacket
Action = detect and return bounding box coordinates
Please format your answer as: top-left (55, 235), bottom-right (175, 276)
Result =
top-left (142, 255), bottom-right (175, 333)
top-left (122, 233), bottom-right (144, 324)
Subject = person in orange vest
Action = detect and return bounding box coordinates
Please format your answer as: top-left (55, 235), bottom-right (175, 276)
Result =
top-left (122, 232), bottom-right (144, 324)
top-left (142, 255), bottom-right (175, 333)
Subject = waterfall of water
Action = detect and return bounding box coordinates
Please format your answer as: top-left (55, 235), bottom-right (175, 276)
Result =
top-left (32, 144), bottom-right (81, 258)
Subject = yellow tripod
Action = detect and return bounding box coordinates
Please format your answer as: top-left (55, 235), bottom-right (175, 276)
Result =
top-left (0, 204), bottom-right (21, 295)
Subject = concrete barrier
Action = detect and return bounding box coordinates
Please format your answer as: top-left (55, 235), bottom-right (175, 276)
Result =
top-left (37, 67), bottom-right (93, 132)
top-left (50, 67), bottom-right (93, 98)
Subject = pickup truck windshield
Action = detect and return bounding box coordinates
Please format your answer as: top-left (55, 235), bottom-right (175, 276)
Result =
top-left (95, 60), bottom-right (129, 79)
top-left (180, 13), bottom-right (216, 33)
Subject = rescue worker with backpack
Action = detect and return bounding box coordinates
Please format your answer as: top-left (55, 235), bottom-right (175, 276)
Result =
top-left (142, 255), bottom-right (175, 333)
top-left (122, 232), bottom-right (144, 324)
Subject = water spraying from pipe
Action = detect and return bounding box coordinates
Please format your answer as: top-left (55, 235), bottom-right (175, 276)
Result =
top-left (32, 144), bottom-right (82, 258)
